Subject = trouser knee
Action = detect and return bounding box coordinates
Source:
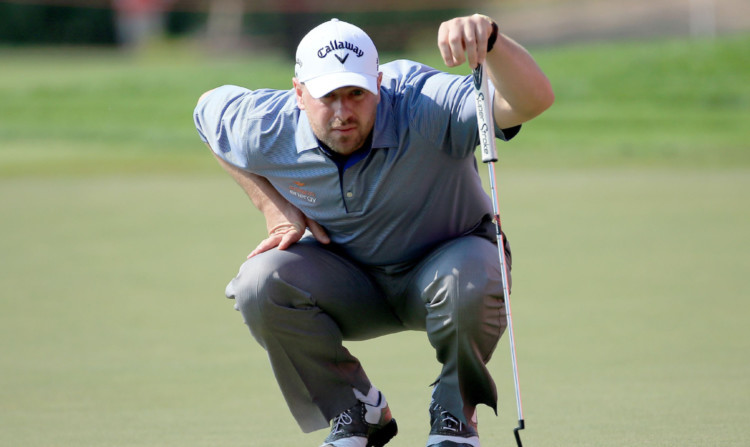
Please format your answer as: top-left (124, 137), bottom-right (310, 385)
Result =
top-left (225, 251), bottom-right (306, 343)
top-left (425, 258), bottom-right (507, 362)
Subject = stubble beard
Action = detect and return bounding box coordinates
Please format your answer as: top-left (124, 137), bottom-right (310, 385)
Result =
top-left (318, 119), bottom-right (369, 155)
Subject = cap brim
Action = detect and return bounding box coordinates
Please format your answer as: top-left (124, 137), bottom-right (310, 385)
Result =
top-left (304, 72), bottom-right (379, 99)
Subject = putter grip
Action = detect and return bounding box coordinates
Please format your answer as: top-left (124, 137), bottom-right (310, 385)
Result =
top-left (472, 64), bottom-right (497, 163)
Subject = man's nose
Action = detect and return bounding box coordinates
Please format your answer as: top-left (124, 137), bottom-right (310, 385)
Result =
top-left (332, 98), bottom-right (354, 120)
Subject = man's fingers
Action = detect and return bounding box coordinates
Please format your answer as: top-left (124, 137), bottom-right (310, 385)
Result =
top-left (471, 16), bottom-right (490, 67)
top-left (277, 231), bottom-right (301, 250)
top-left (268, 222), bottom-right (303, 235)
top-left (248, 222), bottom-right (304, 258)
top-left (307, 218), bottom-right (330, 244)
top-left (248, 235), bottom-right (282, 258)
top-left (436, 22), bottom-right (456, 66)
top-left (462, 20), bottom-right (482, 69)
top-left (447, 25), bottom-right (467, 67)
top-left (438, 20), bottom-right (467, 67)
top-left (271, 222), bottom-right (303, 251)
top-left (438, 15), bottom-right (494, 68)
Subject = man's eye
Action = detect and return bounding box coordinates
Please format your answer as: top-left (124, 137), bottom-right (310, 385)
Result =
top-left (352, 89), bottom-right (365, 96)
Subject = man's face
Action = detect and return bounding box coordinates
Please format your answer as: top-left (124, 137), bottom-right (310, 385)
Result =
top-left (294, 74), bottom-right (382, 156)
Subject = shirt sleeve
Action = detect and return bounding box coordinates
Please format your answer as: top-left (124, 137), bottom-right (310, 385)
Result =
top-left (383, 60), bottom-right (520, 159)
top-left (193, 85), bottom-right (254, 170)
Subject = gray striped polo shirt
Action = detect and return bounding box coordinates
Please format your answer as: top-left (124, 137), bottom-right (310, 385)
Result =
top-left (194, 59), bottom-right (518, 267)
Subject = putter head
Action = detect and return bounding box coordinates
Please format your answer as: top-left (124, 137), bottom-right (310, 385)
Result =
top-left (513, 419), bottom-right (525, 447)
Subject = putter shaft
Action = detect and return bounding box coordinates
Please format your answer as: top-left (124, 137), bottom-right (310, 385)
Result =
top-left (474, 63), bottom-right (526, 447)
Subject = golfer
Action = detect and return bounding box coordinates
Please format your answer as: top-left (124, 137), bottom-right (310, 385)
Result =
top-left (194, 14), bottom-right (553, 447)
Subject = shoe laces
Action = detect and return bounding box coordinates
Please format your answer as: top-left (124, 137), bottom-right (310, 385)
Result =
top-left (330, 411), bottom-right (354, 436)
top-left (431, 401), bottom-right (475, 433)
top-left (439, 410), bottom-right (467, 433)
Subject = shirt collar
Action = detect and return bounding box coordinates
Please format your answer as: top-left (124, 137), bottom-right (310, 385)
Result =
top-left (295, 110), bottom-right (320, 154)
top-left (372, 89), bottom-right (398, 149)
top-left (295, 88), bottom-right (398, 154)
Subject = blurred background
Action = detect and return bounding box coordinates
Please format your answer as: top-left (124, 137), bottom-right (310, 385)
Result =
top-left (1, 1), bottom-right (749, 447)
top-left (1, 0), bottom-right (748, 52)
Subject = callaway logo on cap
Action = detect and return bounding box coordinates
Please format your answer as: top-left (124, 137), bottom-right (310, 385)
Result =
top-left (295, 19), bottom-right (379, 99)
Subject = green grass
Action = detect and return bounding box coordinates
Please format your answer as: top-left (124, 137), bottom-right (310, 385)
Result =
top-left (1, 35), bottom-right (749, 446)
top-left (523, 36), bottom-right (750, 167)
top-left (1, 34), bottom-right (748, 175)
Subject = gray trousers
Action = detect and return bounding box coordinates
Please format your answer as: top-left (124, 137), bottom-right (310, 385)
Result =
top-left (225, 234), bottom-right (509, 433)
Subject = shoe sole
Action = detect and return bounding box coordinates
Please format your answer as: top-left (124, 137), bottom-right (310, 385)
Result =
top-left (367, 419), bottom-right (398, 447)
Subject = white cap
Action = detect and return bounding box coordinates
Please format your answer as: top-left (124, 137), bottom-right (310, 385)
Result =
top-left (295, 19), bottom-right (379, 99)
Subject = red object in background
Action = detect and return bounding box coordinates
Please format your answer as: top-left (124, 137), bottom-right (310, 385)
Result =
top-left (112, 0), bottom-right (172, 15)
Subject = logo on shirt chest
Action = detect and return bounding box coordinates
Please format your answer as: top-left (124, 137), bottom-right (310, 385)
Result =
top-left (288, 181), bottom-right (317, 204)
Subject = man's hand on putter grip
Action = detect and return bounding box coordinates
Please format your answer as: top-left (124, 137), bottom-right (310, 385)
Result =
top-left (438, 14), bottom-right (496, 69)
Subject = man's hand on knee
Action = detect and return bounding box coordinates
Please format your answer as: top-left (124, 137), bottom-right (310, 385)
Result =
top-left (248, 215), bottom-right (330, 258)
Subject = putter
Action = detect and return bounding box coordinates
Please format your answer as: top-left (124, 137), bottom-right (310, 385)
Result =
top-left (472, 63), bottom-right (526, 447)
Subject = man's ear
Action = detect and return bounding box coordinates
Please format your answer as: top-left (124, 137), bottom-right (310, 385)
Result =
top-left (293, 78), bottom-right (306, 110)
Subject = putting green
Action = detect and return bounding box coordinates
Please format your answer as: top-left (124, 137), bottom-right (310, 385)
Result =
top-left (1, 168), bottom-right (747, 446)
